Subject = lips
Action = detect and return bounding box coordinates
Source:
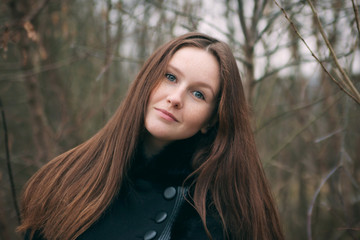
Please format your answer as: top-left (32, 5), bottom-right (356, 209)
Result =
top-left (155, 108), bottom-right (179, 122)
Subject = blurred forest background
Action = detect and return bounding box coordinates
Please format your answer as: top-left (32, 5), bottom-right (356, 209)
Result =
top-left (0, 0), bottom-right (360, 239)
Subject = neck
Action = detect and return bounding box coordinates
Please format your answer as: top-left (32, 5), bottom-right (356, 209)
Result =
top-left (143, 133), bottom-right (172, 158)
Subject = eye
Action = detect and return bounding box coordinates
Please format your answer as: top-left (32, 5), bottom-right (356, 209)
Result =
top-left (165, 73), bottom-right (176, 82)
top-left (193, 91), bottom-right (205, 100)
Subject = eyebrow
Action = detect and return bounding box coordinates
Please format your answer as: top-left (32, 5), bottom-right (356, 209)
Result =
top-left (167, 64), bottom-right (217, 97)
top-left (167, 64), bottom-right (184, 78)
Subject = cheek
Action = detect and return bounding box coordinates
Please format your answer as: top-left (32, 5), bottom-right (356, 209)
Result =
top-left (148, 83), bottom-right (166, 104)
top-left (187, 105), bottom-right (214, 128)
top-left (199, 102), bottom-right (217, 127)
top-left (147, 91), bottom-right (159, 108)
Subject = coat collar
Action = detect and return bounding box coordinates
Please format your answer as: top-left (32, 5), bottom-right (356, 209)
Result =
top-left (130, 134), bottom-right (201, 186)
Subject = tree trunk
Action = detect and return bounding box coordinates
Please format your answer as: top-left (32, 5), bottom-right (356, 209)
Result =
top-left (8, 0), bottom-right (54, 165)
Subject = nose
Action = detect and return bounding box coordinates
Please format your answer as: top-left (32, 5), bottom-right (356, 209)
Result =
top-left (167, 88), bottom-right (184, 108)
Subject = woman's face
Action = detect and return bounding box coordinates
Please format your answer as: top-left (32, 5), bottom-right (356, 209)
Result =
top-left (145, 47), bottom-right (220, 148)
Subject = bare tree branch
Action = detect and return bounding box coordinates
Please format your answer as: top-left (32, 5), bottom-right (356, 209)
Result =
top-left (307, 163), bottom-right (342, 240)
top-left (255, 94), bottom-right (329, 133)
top-left (237, 0), bottom-right (250, 43)
top-left (351, 0), bottom-right (360, 41)
top-left (306, 0), bottom-right (360, 102)
top-left (266, 92), bottom-right (343, 161)
top-left (22, 0), bottom-right (51, 23)
top-left (0, 98), bottom-right (20, 224)
top-left (0, 56), bottom-right (84, 81)
top-left (273, 0), bottom-right (360, 105)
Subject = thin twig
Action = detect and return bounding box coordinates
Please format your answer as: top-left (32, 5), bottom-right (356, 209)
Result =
top-left (143, 0), bottom-right (247, 54)
top-left (306, 0), bottom-right (360, 102)
top-left (343, 162), bottom-right (360, 190)
top-left (237, 0), bottom-right (250, 43)
top-left (0, 97), bottom-right (21, 224)
top-left (313, 128), bottom-right (343, 143)
top-left (306, 163), bottom-right (342, 240)
top-left (255, 94), bottom-right (328, 133)
top-left (255, 61), bottom-right (302, 84)
top-left (21, 0), bottom-right (51, 23)
top-left (266, 92), bottom-right (343, 162)
top-left (351, 0), bottom-right (360, 41)
top-left (0, 56), bottom-right (83, 81)
top-left (273, 0), bottom-right (360, 105)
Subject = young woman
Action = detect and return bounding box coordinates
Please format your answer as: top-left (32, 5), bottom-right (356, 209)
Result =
top-left (18, 33), bottom-right (284, 240)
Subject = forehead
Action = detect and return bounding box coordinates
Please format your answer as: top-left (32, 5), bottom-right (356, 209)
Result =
top-left (168, 47), bottom-right (220, 78)
top-left (168, 47), bottom-right (220, 94)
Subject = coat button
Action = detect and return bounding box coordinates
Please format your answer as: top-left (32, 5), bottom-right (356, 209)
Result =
top-left (155, 211), bottom-right (168, 223)
top-left (163, 186), bottom-right (177, 200)
top-left (144, 230), bottom-right (157, 240)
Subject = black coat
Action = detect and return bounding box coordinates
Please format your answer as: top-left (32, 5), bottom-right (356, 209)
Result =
top-left (78, 138), bottom-right (224, 240)
top-left (26, 138), bottom-right (224, 240)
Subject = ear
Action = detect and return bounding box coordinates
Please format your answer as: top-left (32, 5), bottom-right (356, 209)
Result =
top-left (200, 116), bottom-right (218, 134)
top-left (200, 125), bottom-right (210, 134)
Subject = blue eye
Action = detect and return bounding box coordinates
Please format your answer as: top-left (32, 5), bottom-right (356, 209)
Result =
top-left (193, 91), bottom-right (205, 100)
top-left (165, 73), bottom-right (176, 82)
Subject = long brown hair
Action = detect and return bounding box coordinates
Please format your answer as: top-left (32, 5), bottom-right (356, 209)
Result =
top-left (18, 33), bottom-right (284, 239)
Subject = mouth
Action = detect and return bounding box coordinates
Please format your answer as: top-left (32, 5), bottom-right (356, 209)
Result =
top-left (155, 108), bottom-right (179, 122)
